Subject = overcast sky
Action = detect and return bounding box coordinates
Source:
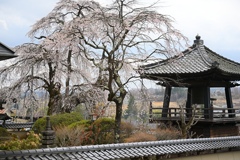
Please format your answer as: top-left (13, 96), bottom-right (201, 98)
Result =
top-left (0, 0), bottom-right (240, 62)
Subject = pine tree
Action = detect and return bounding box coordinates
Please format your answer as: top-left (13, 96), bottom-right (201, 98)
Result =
top-left (124, 94), bottom-right (137, 120)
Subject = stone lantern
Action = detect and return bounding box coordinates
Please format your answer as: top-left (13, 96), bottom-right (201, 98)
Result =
top-left (41, 116), bottom-right (55, 148)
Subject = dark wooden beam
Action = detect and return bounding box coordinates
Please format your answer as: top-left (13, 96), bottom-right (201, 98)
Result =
top-left (204, 87), bottom-right (211, 119)
top-left (162, 86), bottom-right (172, 118)
top-left (225, 87), bottom-right (235, 118)
top-left (186, 87), bottom-right (192, 117)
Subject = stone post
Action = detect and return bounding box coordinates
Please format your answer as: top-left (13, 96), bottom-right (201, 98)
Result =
top-left (41, 116), bottom-right (55, 148)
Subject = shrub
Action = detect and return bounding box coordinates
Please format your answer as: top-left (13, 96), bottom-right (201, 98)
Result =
top-left (21, 131), bottom-right (41, 150)
top-left (0, 127), bottom-right (11, 137)
top-left (124, 132), bottom-right (156, 143)
top-left (51, 112), bottom-right (84, 126)
top-left (93, 117), bottom-right (115, 131)
top-left (68, 120), bottom-right (91, 129)
top-left (88, 118), bottom-right (135, 144)
top-left (0, 128), bottom-right (13, 142)
top-left (155, 128), bottom-right (181, 140)
top-left (120, 121), bottom-right (135, 142)
top-left (32, 117), bottom-right (46, 134)
top-left (54, 125), bottom-right (87, 147)
top-left (55, 118), bottom-right (115, 146)
top-left (0, 131), bottom-right (41, 150)
top-left (32, 112), bottom-right (84, 133)
top-left (89, 117), bottom-right (115, 144)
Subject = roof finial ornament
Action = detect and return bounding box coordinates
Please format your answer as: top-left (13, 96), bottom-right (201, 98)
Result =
top-left (194, 34), bottom-right (203, 45)
top-left (196, 34), bottom-right (201, 40)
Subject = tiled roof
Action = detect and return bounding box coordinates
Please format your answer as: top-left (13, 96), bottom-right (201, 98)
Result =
top-left (205, 46), bottom-right (240, 75)
top-left (139, 36), bottom-right (240, 80)
top-left (0, 42), bottom-right (17, 61)
top-left (0, 122), bottom-right (34, 130)
top-left (1, 136), bottom-right (240, 159)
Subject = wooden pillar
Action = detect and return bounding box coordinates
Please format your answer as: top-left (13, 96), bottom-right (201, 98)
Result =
top-left (191, 87), bottom-right (210, 119)
top-left (162, 86), bottom-right (172, 118)
top-left (204, 87), bottom-right (211, 119)
top-left (149, 102), bottom-right (153, 122)
top-left (186, 87), bottom-right (192, 117)
top-left (225, 87), bottom-right (235, 118)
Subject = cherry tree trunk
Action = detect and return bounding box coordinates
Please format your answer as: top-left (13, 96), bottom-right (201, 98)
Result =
top-left (114, 100), bottom-right (123, 143)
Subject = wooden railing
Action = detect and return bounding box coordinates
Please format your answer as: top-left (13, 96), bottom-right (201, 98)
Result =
top-left (149, 103), bottom-right (240, 121)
